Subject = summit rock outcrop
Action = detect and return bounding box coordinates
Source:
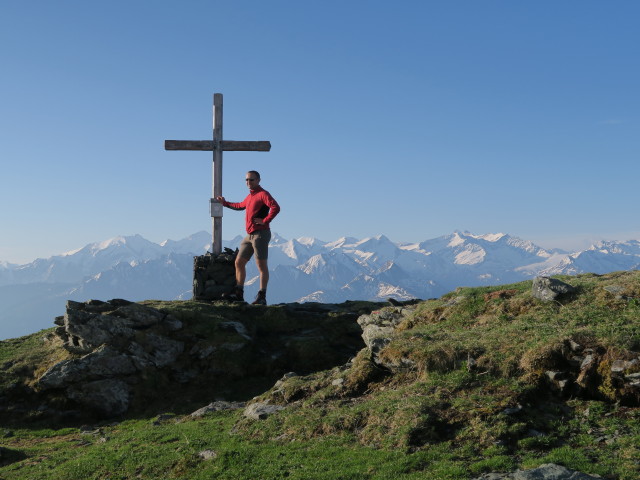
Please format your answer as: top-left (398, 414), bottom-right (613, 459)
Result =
top-left (28, 299), bottom-right (381, 419)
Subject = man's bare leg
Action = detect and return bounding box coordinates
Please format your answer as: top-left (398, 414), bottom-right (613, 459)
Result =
top-left (256, 258), bottom-right (269, 292)
top-left (235, 256), bottom-right (249, 287)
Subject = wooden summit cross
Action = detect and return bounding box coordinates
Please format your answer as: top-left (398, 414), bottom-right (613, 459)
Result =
top-left (165, 93), bottom-right (271, 255)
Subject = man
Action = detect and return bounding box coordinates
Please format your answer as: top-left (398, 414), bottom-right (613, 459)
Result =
top-left (216, 170), bottom-right (280, 305)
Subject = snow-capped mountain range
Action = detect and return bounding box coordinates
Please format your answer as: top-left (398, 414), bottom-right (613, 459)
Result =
top-left (1, 231), bottom-right (639, 340)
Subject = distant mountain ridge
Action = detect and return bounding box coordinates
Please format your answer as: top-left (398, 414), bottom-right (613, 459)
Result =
top-left (1, 230), bottom-right (640, 339)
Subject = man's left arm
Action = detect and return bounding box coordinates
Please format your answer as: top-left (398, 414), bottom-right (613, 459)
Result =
top-left (260, 192), bottom-right (280, 226)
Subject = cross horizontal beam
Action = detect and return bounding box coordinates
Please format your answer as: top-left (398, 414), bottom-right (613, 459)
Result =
top-left (164, 140), bottom-right (271, 152)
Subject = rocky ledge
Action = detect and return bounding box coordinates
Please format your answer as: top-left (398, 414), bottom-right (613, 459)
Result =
top-left (5, 298), bottom-right (382, 421)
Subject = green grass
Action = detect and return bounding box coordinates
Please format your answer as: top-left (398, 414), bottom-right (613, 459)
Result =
top-left (1, 412), bottom-right (470, 480)
top-left (0, 329), bottom-right (71, 389)
top-left (3, 402), bottom-right (637, 479)
top-left (2, 271), bottom-right (640, 479)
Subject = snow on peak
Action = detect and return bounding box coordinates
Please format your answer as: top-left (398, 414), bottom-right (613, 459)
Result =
top-left (160, 231), bottom-right (208, 247)
top-left (355, 234), bottom-right (394, 247)
top-left (297, 290), bottom-right (326, 302)
top-left (62, 237), bottom-right (131, 257)
top-left (298, 254), bottom-right (328, 274)
top-left (589, 239), bottom-right (640, 256)
top-left (325, 236), bottom-right (360, 249)
top-left (295, 236), bottom-right (322, 246)
top-left (454, 245), bottom-right (486, 265)
top-left (61, 248), bottom-right (81, 257)
top-left (269, 232), bottom-right (289, 244)
top-left (376, 283), bottom-right (414, 300)
top-left (448, 232), bottom-right (467, 247)
top-left (474, 232), bottom-right (506, 242)
top-left (159, 231), bottom-right (211, 255)
top-left (98, 236), bottom-right (128, 250)
top-left (451, 231), bottom-right (506, 245)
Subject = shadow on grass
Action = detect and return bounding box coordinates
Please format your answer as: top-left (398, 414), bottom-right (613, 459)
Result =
top-left (0, 446), bottom-right (27, 467)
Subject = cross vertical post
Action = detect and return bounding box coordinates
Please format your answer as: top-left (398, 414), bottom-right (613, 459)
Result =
top-left (212, 93), bottom-right (223, 254)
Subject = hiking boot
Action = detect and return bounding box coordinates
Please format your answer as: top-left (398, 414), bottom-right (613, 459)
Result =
top-left (222, 286), bottom-right (244, 302)
top-left (251, 290), bottom-right (267, 306)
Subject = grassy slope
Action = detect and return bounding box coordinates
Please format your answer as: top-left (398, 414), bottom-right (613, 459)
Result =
top-left (1, 272), bottom-right (639, 479)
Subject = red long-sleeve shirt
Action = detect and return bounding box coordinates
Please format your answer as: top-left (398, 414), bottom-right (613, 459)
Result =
top-left (222, 186), bottom-right (280, 234)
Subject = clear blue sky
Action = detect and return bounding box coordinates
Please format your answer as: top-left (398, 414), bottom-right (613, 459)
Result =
top-left (1, 1), bottom-right (639, 264)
